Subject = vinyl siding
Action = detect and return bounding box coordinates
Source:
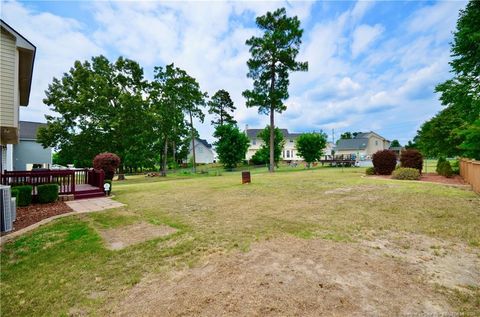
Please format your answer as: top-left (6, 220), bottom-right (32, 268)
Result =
top-left (0, 29), bottom-right (17, 127)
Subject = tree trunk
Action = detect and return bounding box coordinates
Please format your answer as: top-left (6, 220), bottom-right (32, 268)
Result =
top-left (172, 140), bottom-right (176, 172)
top-left (161, 137), bottom-right (168, 177)
top-left (269, 107), bottom-right (275, 173)
top-left (190, 112), bottom-right (196, 173)
top-left (269, 61), bottom-right (276, 173)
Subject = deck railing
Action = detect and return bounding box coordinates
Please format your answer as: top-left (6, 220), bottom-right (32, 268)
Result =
top-left (1, 168), bottom-right (105, 196)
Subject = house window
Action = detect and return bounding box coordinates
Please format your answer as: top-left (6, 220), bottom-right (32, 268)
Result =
top-left (291, 150), bottom-right (294, 157)
top-left (287, 150), bottom-right (290, 158)
top-left (375, 140), bottom-right (378, 146)
top-left (252, 139), bottom-right (256, 145)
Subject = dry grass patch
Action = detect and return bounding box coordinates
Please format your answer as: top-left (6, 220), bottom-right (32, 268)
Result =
top-left (99, 222), bottom-right (177, 250)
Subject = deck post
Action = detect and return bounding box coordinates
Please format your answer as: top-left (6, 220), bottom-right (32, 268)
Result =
top-left (71, 170), bottom-right (75, 194)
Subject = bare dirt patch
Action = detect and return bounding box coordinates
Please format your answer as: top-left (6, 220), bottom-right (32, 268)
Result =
top-left (109, 236), bottom-right (461, 317)
top-left (362, 232), bottom-right (480, 291)
top-left (99, 222), bottom-right (177, 250)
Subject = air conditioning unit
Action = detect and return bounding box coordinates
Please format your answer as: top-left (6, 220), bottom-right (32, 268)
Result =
top-left (1, 185), bottom-right (16, 232)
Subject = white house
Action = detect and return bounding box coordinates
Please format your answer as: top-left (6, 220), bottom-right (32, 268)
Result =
top-left (0, 20), bottom-right (36, 172)
top-left (245, 128), bottom-right (333, 162)
top-left (187, 138), bottom-right (215, 164)
top-left (335, 131), bottom-right (390, 159)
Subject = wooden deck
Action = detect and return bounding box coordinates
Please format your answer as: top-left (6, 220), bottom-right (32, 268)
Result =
top-left (1, 168), bottom-right (106, 200)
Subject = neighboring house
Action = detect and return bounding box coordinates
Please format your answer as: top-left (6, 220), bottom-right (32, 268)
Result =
top-left (245, 128), bottom-right (333, 162)
top-left (187, 138), bottom-right (215, 164)
top-left (13, 121), bottom-right (52, 170)
top-left (325, 142), bottom-right (335, 156)
top-left (0, 20), bottom-right (36, 172)
top-left (335, 131), bottom-right (390, 159)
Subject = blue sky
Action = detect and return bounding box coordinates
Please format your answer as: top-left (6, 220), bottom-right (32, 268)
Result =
top-left (1, 0), bottom-right (467, 144)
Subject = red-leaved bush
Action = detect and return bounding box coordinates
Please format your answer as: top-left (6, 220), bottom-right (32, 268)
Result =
top-left (93, 152), bottom-right (121, 180)
top-left (372, 150), bottom-right (397, 175)
top-left (400, 149), bottom-right (423, 173)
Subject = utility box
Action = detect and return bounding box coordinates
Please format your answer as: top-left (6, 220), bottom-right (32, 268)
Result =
top-left (0, 185), bottom-right (16, 232)
top-left (242, 171), bottom-right (251, 184)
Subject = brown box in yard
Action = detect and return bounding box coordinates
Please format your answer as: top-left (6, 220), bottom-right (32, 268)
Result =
top-left (242, 171), bottom-right (251, 184)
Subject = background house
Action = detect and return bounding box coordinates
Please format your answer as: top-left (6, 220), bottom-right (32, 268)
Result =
top-left (13, 121), bottom-right (52, 170)
top-left (0, 20), bottom-right (36, 172)
top-left (187, 138), bottom-right (215, 164)
top-left (245, 128), bottom-right (333, 162)
top-left (335, 131), bottom-right (390, 159)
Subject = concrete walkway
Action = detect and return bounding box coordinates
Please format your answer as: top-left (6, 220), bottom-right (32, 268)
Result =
top-left (67, 197), bottom-right (125, 212)
top-left (1, 197), bottom-right (125, 246)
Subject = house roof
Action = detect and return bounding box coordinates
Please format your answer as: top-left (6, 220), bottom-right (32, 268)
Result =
top-left (355, 131), bottom-right (389, 142)
top-left (336, 138), bottom-right (369, 150)
top-left (246, 128), bottom-right (302, 139)
top-left (196, 138), bottom-right (212, 149)
top-left (19, 121), bottom-right (46, 140)
top-left (1, 20), bottom-right (36, 107)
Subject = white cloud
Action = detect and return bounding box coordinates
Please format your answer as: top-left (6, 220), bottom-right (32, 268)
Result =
top-left (1, 1), bottom-right (104, 122)
top-left (351, 24), bottom-right (384, 58)
top-left (407, 1), bottom-right (466, 42)
top-left (1, 0), bottom-right (466, 145)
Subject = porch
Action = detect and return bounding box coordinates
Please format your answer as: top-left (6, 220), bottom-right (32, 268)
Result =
top-left (1, 168), bottom-right (106, 200)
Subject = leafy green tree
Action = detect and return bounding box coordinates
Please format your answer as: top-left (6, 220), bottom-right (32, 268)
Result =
top-left (295, 132), bottom-right (328, 167)
top-left (458, 119), bottom-right (480, 159)
top-left (417, 1), bottom-right (480, 158)
top-left (213, 124), bottom-right (249, 169)
top-left (390, 140), bottom-right (401, 147)
top-left (38, 55), bottom-right (151, 170)
top-left (340, 132), bottom-right (353, 140)
top-left (208, 90), bottom-right (236, 126)
top-left (177, 72), bottom-right (207, 173)
top-left (251, 126), bottom-right (285, 165)
top-left (149, 64), bottom-right (189, 176)
top-left (243, 8), bottom-right (308, 172)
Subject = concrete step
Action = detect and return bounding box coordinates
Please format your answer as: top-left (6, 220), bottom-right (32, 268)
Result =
top-left (74, 191), bottom-right (105, 200)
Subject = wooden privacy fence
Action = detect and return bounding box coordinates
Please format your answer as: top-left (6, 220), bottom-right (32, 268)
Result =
top-left (460, 159), bottom-right (480, 194)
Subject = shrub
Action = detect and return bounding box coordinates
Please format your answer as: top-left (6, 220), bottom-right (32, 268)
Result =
top-left (93, 152), bottom-right (121, 180)
top-left (392, 167), bottom-right (421, 180)
top-left (37, 184), bottom-right (59, 203)
top-left (400, 149), bottom-right (423, 173)
top-left (437, 161), bottom-right (453, 178)
top-left (436, 157), bottom-right (446, 173)
top-left (12, 185), bottom-right (32, 207)
top-left (450, 159), bottom-right (460, 174)
top-left (11, 188), bottom-right (19, 203)
top-left (372, 150), bottom-right (397, 175)
top-left (365, 167), bottom-right (376, 175)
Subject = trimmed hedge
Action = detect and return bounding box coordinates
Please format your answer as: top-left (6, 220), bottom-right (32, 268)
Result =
top-left (12, 185), bottom-right (32, 207)
top-left (365, 167), bottom-right (376, 175)
top-left (392, 167), bottom-right (420, 180)
top-left (37, 184), bottom-right (59, 203)
top-left (437, 161), bottom-right (453, 178)
top-left (11, 188), bottom-right (20, 203)
top-left (372, 150), bottom-right (397, 175)
top-left (400, 149), bottom-right (423, 173)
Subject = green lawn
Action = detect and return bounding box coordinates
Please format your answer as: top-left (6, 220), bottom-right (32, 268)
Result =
top-left (1, 166), bottom-right (479, 316)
